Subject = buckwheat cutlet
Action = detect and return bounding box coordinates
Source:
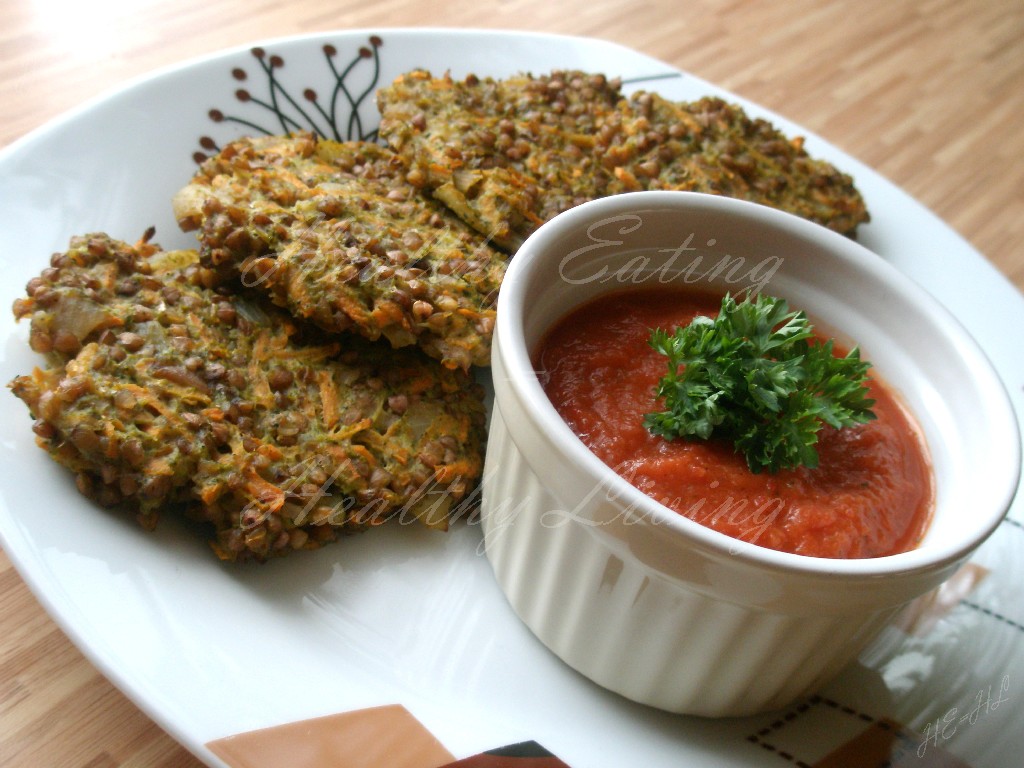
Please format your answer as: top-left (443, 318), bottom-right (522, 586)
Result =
top-left (600, 92), bottom-right (869, 236)
top-left (173, 132), bottom-right (507, 371)
top-left (377, 69), bottom-right (625, 251)
top-left (377, 70), bottom-right (869, 244)
top-left (10, 233), bottom-right (487, 561)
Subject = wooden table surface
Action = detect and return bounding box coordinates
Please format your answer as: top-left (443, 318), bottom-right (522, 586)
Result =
top-left (1, 0), bottom-right (1021, 765)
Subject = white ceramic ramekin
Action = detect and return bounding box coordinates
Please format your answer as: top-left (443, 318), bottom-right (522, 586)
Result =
top-left (480, 191), bottom-right (1021, 717)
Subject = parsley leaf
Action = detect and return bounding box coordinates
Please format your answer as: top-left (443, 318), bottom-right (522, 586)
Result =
top-left (643, 293), bottom-right (876, 474)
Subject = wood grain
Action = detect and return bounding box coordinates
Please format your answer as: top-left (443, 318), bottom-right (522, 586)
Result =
top-left (1, 0), bottom-right (1021, 765)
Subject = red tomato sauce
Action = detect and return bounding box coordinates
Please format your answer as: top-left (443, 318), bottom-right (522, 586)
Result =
top-left (535, 288), bottom-right (933, 559)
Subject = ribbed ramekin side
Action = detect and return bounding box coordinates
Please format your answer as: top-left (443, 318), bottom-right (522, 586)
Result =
top-left (480, 406), bottom-right (898, 716)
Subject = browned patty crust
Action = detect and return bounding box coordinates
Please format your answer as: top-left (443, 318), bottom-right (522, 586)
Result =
top-left (174, 133), bottom-right (508, 371)
top-left (601, 92), bottom-right (869, 237)
top-left (377, 69), bottom-right (625, 250)
top-left (10, 233), bottom-right (487, 561)
top-left (377, 69), bottom-right (869, 246)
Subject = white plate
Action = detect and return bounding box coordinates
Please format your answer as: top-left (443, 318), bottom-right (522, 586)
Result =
top-left (1, 28), bottom-right (1022, 768)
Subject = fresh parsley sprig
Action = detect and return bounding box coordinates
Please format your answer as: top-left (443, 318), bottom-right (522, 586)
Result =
top-left (643, 292), bottom-right (876, 474)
